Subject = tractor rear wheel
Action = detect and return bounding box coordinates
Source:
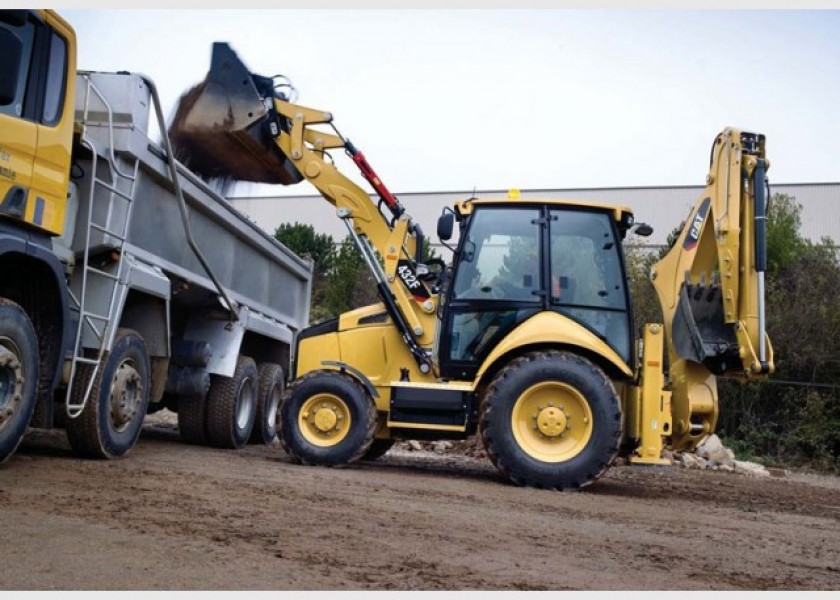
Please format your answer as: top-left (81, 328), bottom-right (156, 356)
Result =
top-left (480, 350), bottom-right (621, 490)
top-left (279, 370), bottom-right (377, 467)
top-left (361, 438), bottom-right (395, 461)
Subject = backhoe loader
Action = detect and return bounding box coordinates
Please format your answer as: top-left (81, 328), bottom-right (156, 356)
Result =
top-left (170, 42), bottom-right (775, 489)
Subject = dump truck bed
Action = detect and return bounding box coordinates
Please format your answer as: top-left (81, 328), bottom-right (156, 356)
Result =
top-left (70, 71), bottom-right (312, 336)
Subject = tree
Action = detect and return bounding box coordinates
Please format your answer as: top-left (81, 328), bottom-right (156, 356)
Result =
top-left (765, 193), bottom-right (809, 275)
top-left (275, 223), bottom-right (337, 321)
top-left (274, 222), bottom-right (336, 277)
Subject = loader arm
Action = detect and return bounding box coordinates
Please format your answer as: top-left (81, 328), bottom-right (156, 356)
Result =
top-left (167, 42), bottom-right (436, 373)
top-left (651, 128), bottom-right (775, 449)
top-left (270, 98), bottom-right (437, 372)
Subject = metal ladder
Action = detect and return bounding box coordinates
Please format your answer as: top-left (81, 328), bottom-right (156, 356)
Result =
top-left (64, 74), bottom-right (140, 419)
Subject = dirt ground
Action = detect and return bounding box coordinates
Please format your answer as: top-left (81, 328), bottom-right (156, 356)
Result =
top-left (1, 411), bottom-right (839, 591)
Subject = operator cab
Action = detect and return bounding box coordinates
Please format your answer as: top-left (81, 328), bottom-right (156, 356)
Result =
top-left (433, 198), bottom-right (636, 381)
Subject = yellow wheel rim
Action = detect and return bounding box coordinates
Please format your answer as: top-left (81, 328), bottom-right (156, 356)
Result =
top-left (298, 393), bottom-right (352, 447)
top-left (511, 381), bottom-right (593, 463)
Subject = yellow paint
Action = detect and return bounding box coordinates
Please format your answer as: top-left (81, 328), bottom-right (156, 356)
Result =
top-left (511, 381), bottom-right (593, 463)
top-left (298, 393), bottom-right (351, 447)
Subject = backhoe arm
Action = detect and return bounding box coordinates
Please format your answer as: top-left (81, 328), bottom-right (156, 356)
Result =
top-left (650, 128), bottom-right (775, 449)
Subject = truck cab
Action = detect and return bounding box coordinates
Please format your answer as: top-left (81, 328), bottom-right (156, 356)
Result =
top-left (0, 9), bottom-right (76, 236)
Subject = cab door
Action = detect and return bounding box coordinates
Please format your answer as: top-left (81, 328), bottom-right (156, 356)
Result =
top-left (437, 206), bottom-right (544, 380)
top-left (0, 10), bottom-right (73, 235)
top-left (0, 11), bottom-right (37, 221)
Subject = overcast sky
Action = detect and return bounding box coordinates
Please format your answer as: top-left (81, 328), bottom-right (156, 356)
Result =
top-left (61, 9), bottom-right (840, 196)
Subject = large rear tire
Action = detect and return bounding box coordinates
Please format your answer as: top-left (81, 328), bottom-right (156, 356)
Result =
top-left (206, 355), bottom-right (258, 449)
top-left (361, 439), bottom-right (395, 461)
top-left (177, 394), bottom-right (208, 445)
top-left (66, 329), bottom-right (151, 459)
top-left (0, 299), bottom-right (39, 464)
top-left (279, 370), bottom-right (377, 467)
top-left (249, 363), bottom-right (284, 445)
top-left (480, 350), bottom-right (621, 490)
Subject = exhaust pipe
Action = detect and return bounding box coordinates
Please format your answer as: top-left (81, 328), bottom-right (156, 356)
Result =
top-left (169, 42), bottom-right (303, 185)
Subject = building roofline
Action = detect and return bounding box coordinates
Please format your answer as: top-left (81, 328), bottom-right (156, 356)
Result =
top-left (229, 181), bottom-right (840, 201)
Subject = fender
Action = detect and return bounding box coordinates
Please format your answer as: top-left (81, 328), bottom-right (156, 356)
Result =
top-left (0, 223), bottom-right (71, 396)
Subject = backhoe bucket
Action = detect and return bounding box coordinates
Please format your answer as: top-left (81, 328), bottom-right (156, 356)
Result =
top-left (168, 42), bottom-right (302, 185)
top-left (671, 280), bottom-right (739, 375)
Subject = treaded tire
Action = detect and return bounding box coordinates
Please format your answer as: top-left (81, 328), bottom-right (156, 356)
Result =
top-left (206, 355), bottom-right (258, 449)
top-left (480, 350), bottom-right (621, 490)
top-left (66, 329), bottom-right (151, 459)
top-left (361, 438), bottom-right (395, 461)
top-left (249, 363), bottom-right (284, 444)
top-left (177, 394), bottom-right (207, 445)
top-left (279, 370), bottom-right (377, 467)
top-left (0, 299), bottom-right (39, 464)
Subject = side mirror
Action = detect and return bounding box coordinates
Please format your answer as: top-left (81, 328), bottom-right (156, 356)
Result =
top-left (437, 211), bottom-right (455, 241)
top-left (633, 223), bottom-right (654, 237)
top-left (0, 29), bottom-right (23, 106)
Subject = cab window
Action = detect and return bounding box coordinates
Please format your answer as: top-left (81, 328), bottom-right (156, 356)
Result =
top-left (549, 209), bottom-right (631, 362)
top-left (42, 31), bottom-right (67, 125)
top-left (0, 13), bottom-right (35, 118)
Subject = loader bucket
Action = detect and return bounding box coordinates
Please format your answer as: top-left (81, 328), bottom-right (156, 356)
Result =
top-left (168, 42), bottom-right (303, 186)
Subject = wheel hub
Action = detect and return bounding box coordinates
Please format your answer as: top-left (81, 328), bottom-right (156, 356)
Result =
top-left (299, 394), bottom-right (350, 447)
top-left (110, 361), bottom-right (142, 431)
top-left (536, 406), bottom-right (567, 437)
top-left (511, 381), bottom-right (594, 463)
top-left (0, 344), bottom-right (24, 429)
top-left (313, 407), bottom-right (338, 432)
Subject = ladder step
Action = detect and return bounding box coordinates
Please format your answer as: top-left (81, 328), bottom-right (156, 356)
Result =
top-left (85, 265), bottom-right (120, 281)
top-left (82, 311), bottom-right (111, 322)
top-left (89, 222), bottom-right (126, 241)
top-left (93, 177), bottom-right (136, 201)
top-left (73, 356), bottom-right (100, 365)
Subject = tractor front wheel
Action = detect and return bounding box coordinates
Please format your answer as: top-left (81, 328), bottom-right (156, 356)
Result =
top-left (279, 370), bottom-right (377, 467)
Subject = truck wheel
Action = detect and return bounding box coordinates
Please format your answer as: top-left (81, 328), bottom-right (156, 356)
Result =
top-left (177, 394), bottom-right (207, 445)
top-left (249, 363), bottom-right (284, 445)
top-left (66, 329), bottom-right (151, 459)
top-left (279, 370), bottom-right (377, 467)
top-left (0, 299), bottom-right (39, 464)
top-left (206, 355), bottom-right (258, 449)
top-left (362, 439), bottom-right (395, 461)
top-left (480, 350), bottom-right (621, 490)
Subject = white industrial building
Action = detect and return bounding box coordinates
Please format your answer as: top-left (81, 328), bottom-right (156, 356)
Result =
top-left (229, 182), bottom-right (838, 250)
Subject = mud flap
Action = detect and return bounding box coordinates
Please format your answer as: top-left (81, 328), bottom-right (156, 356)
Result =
top-left (168, 42), bottom-right (302, 185)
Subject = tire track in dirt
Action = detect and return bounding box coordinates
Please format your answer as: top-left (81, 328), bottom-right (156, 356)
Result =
top-left (0, 420), bottom-right (838, 590)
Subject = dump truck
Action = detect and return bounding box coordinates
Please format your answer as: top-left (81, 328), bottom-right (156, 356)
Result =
top-left (169, 41), bottom-right (774, 489)
top-left (0, 9), bottom-right (312, 463)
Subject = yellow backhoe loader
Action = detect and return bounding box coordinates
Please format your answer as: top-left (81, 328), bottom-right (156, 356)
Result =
top-left (170, 42), bottom-right (774, 489)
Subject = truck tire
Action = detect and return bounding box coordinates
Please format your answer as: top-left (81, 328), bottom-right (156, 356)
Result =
top-left (206, 355), bottom-right (258, 449)
top-left (279, 370), bottom-right (377, 467)
top-left (480, 350), bottom-right (621, 490)
top-left (362, 439), bottom-right (395, 461)
top-left (0, 299), bottom-right (39, 464)
top-left (177, 394), bottom-right (207, 445)
top-left (66, 329), bottom-right (151, 459)
top-left (249, 363), bottom-right (284, 445)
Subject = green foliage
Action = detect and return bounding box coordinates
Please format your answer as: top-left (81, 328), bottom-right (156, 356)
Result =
top-left (274, 222), bottom-right (336, 277)
top-left (715, 193), bottom-right (840, 473)
top-left (766, 193), bottom-right (809, 274)
top-left (320, 237), bottom-right (378, 319)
